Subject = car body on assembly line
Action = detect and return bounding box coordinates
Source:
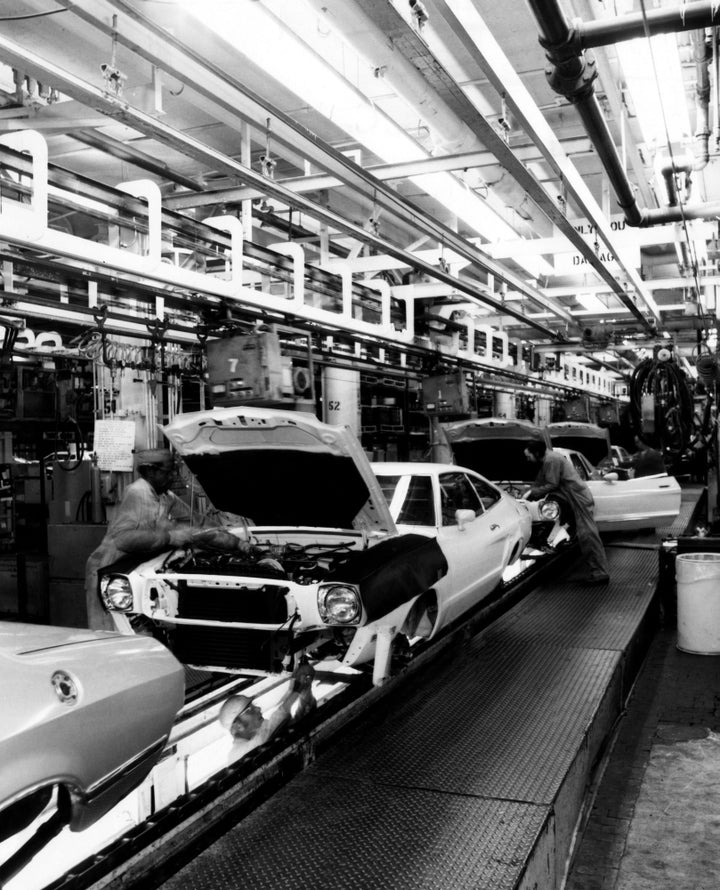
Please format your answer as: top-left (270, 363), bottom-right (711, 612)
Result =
top-left (0, 621), bottom-right (184, 877)
top-left (441, 418), bottom-right (681, 538)
top-left (98, 408), bottom-right (530, 686)
top-left (549, 447), bottom-right (681, 533)
top-left (371, 461), bottom-right (531, 628)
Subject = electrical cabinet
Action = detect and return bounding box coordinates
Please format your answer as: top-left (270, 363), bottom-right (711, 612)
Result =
top-left (207, 331), bottom-right (285, 406)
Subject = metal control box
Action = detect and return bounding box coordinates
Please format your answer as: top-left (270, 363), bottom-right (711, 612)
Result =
top-left (207, 332), bottom-right (285, 406)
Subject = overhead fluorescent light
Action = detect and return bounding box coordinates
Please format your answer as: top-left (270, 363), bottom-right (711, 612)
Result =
top-left (615, 34), bottom-right (691, 147)
top-left (576, 292), bottom-right (607, 312)
top-left (184, 0), bottom-right (552, 278)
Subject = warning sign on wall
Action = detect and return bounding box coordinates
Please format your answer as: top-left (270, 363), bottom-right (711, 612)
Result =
top-left (94, 420), bottom-right (136, 472)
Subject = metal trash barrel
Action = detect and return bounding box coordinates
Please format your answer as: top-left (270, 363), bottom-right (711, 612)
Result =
top-left (676, 553), bottom-right (720, 654)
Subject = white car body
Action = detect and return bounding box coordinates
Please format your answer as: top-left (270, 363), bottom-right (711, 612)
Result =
top-left (553, 447), bottom-right (682, 532)
top-left (440, 418), bottom-right (681, 534)
top-left (371, 462), bottom-right (532, 629)
top-left (611, 445), bottom-right (632, 466)
top-left (100, 408), bottom-right (451, 685)
top-left (98, 409), bottom-right (531, 686)
top-left (1, 622), bottom-right (184, 839)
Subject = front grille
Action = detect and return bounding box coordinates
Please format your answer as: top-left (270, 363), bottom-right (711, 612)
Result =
top-left (173, 625), bottom-right (290, 672)
top-left (176, 584), bottom-right (289, 623)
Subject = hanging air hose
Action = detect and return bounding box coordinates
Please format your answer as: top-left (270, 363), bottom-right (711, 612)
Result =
top-left (628, 356), bottom-right (694, 468)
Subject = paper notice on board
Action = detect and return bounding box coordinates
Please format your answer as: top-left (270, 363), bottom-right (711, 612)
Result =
top-left (94, 420), bottom-right (137, 472)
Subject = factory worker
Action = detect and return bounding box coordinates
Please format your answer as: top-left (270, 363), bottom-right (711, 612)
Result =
top-left (524, 439), bottom-right (610, 585)
top-left (621, 435), bottom-right (666, 478)
top-left (85, 446), bottom-right (251, 630)
top-left (84, 448), bottom-right (197, 630)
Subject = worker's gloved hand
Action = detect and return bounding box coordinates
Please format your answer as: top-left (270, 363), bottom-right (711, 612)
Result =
top-left (168, 526), bottom-right (196, 547)
top-left (191, 528), bottom-right (251, 552)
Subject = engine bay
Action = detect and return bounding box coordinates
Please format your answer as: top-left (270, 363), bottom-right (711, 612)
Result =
top-left (161, 540), bottom-right (359, 585)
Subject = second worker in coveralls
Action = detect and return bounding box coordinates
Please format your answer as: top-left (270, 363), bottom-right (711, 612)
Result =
top-left (524, 439), bottom-right (610, 585)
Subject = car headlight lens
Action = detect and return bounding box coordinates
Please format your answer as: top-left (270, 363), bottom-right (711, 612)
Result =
top-left (540, 499), bottom-right (561, 521)
top-left (318, 584), bottom-right (361, 625)
top-left (100, 575), bottom-right (134, 611)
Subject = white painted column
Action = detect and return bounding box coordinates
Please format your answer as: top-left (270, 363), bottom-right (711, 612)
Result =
top-left (496, 391), bottom-right (515, 419)
top-left (536, 397), bottom-right (552, 427)
top-left (322, 366), bottom-right (360, 434)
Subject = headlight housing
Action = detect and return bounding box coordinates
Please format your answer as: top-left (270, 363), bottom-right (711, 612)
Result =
top-left (317, 584), bottom-right (361, 625)
top-left (540, 499), bottom-right (561, 522)
top-left (100, 575), bottom-right (134, 612)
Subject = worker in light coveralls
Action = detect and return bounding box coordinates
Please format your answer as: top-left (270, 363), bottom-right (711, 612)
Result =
top-left (85, 448), bottom-right (250, 631)
top-left (84, 448), bottom-right (197, 630)
top-left (524, 439), bottom-right (610, 585)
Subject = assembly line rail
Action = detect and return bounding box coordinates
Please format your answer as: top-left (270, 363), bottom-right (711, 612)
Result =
top-left (30, 547), bottom-right (570, 890)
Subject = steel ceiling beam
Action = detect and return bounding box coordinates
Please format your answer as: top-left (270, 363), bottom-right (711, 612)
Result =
top-left (354, 0), bottom-right (649, 327)
top-left (430, 0), bottom-right (661, 331)
top-left (0, 32), bottom-right (564, 339)
top-left (166, 139), bottom-right (594, 210)
top-left (50, 0), bottom-right (569, 328)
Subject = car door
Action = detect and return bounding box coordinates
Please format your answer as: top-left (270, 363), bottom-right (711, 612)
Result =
top-left (558, 448), bottom-right (681, 531)
top-left (589, 473), bottom-right (682, 531)
top-left (434, 471), bottom-right (510, 627)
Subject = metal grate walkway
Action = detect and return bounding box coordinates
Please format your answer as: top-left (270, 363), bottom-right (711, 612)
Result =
top-left (156, 491), bottom-right (699, 890)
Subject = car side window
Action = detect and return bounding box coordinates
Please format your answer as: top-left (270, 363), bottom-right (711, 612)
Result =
top-left (570, 453), bottom-right (589, 479)
top-left (439, 472), bottom-right (482, 526)
top-left (397, 475), bottom-right (436, 526)
top-left (467, 474), bottom-right (501, 511)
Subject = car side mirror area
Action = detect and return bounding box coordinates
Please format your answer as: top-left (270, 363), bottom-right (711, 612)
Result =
top-left (602, 472), bottom-right (619, 484)
top-left (455, 508), bottom-right (477, 531)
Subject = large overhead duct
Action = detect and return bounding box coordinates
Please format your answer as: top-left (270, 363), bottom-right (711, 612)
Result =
top-left (526, 0), bottom-right (720, 227)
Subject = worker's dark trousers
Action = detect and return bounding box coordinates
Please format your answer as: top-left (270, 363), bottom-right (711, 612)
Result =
top-left (574, 500), bottom-right (609, 578)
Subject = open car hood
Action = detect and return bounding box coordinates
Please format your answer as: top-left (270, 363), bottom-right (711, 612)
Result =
top-left (547, 422), bottom-right (612, 467)
top-left (442, 417), bottom-right (549, 483)
top-left (162, 407), bottom-right (396, 534)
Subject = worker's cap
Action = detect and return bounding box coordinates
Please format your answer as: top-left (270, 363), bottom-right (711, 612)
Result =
top-left (218, 694), bottom-right (256, 731)
top-left (134, 448), bottom-right (173, 469)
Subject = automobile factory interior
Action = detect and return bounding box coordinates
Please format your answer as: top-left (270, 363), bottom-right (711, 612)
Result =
top-left (2, 1), bottom-right (720, 889)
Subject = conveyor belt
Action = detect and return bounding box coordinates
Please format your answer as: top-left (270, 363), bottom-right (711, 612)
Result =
top-left (155, 535), bottom-right (675, 889)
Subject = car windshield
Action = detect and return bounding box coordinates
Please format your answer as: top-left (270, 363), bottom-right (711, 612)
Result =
top-left (450, 440), bottom-right (537, 482)
top-left (375, 474), bottom-right (436, 526)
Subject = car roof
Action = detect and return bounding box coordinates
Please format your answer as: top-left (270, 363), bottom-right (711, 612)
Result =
top-left (371, 461), bottom-right (456, 474)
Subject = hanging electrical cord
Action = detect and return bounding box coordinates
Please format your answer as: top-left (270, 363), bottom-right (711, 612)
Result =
top-left (628, 353), bottom-right (694, 467)
top-left (53, 416), bottom-right (86, 473)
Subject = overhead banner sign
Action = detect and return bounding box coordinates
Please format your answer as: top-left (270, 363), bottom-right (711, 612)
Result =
top-left (555, 215), bottom-right (640, 276)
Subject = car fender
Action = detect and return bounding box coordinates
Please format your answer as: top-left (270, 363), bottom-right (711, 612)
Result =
top-left (341, 596), bottom-right (422, 667)
top-left (324, 533), bottom-right (448, 623)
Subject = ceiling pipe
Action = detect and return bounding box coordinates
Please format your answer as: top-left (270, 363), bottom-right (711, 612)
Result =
top-left (690, 30), bottom-right (712, 171)
top-left (526, 0), bottom-right (720, 227)
top-left (577, 1), bottom-right (720, 47)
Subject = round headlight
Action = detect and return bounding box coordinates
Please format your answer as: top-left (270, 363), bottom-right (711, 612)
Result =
top-left (540, 499), bottom-right (561, 522)
top-left (318, 584), bottom-right (361, 624)
top-left (100, 576), bottom-right (134, 611)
